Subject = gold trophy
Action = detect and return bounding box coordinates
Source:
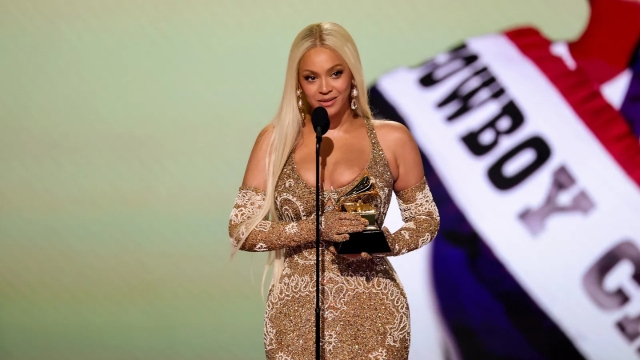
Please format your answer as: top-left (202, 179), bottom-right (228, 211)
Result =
top-left (334, 172), bottom-right (391, 255)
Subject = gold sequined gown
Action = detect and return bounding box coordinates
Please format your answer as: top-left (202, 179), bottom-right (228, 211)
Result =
top-left (229, 119), bottom-right (440, 359)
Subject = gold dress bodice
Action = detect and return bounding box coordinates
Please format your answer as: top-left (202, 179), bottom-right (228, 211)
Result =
top-left (265, 119), bottom-right (407, 359)
top-left (229, 117), bottom-right (440, 360)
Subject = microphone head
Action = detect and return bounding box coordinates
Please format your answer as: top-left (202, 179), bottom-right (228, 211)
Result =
top-left (311, 106), bottom-right (330, 136)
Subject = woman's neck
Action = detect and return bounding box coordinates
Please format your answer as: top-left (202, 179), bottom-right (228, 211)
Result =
top-left (327, 106), bottom-right (357, 133)
top-left (568, 0), bottom-right (640, 85)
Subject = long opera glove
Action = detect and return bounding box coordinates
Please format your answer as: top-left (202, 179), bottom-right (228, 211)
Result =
top-left (228, 187), bottom-right (365, 252)
top-left (228, 186), bottom-right (316, 252)
top-left (382, 177), bottom-right (440, 256)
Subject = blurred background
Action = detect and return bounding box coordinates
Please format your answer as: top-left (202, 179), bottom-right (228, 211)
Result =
top-left (0, 1), bottom-right (607, 359)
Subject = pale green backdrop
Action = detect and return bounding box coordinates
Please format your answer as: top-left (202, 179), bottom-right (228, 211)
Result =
top-left (0, 1), bottom-right (587, 359)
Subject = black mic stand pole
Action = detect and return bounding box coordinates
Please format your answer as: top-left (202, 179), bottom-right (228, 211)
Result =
top-left (315, 126), bottom-right (322, 360)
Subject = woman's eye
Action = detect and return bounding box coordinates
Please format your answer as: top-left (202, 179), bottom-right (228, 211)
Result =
top-left (304, 75), bottom-right (316, 81)
top-left (332, 70), bottom-right (343, 77)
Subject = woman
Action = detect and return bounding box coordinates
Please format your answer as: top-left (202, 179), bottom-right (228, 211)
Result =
top-left (228, 22), bottom-right (440, 359)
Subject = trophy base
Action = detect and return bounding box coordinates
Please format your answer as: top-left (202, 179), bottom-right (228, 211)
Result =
top-left (334, 230), bottom-right (391, 256)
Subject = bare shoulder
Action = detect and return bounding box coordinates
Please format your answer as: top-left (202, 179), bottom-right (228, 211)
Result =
top-left (371, 119), bottom-right (424, 190)
top-left (248, 124), bottom-right (275, 162)
top-left (371, 119), bottom-right (417, 150)
top-left (241, 124), bottom-right (275, 189)
top-left (256, 123), bottom-right (275, 141)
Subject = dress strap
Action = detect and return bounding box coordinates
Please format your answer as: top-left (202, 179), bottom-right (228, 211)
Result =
top-left (364, 118), bottom-right (385, 157)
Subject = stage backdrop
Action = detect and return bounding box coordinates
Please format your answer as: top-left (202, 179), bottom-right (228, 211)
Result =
top-left (0, 1), bottom-right (600, 359)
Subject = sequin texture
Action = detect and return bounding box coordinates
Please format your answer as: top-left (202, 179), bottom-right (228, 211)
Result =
top-left (228, 119), bottom-right (440, 359)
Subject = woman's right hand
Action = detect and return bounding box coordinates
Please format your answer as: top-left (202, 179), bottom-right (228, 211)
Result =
top-left (321, 211), bottom-right (369, 242)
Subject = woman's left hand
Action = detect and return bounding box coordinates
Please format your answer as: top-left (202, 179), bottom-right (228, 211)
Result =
top-left (327, 244), bottom-right (372, 260)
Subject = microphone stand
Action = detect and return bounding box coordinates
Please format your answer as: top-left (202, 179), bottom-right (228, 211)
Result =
top-left (315, 126), bottom-right (322, 360)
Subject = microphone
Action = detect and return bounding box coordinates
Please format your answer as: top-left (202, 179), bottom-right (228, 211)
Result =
top-left (311, 106), bottom-right (330, 139)
top-left (310, 105), bottom-right (329, 360)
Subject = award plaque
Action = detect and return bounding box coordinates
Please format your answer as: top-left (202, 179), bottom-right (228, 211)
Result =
top-left (334, 173), bottom-right (392, 256)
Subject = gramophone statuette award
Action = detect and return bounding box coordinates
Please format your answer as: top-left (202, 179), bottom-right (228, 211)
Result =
top-left (334, 173), bottom-right (392, 256)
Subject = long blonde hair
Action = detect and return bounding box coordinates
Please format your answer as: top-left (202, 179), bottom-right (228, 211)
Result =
top-left (233, 22), bottom-right (374, 296)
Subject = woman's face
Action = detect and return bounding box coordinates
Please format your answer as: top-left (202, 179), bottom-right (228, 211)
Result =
top-left (298, 46), bottom-right (353, 119)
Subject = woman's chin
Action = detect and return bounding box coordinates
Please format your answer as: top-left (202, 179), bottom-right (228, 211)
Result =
top-left (308, 102), bottom-right (349, 119)
top-left (326, 105), bottom-right (348, 118)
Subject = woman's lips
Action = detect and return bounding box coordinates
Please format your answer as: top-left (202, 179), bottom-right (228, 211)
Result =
top-left (318, 96), bottom-right (338, 107)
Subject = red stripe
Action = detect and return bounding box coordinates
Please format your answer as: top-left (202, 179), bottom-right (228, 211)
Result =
top-left (505, 27), bottom-right (640, 188)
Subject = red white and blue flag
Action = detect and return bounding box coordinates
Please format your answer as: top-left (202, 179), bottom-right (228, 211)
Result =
top-left (375, 27), bottom-right (640, 360)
